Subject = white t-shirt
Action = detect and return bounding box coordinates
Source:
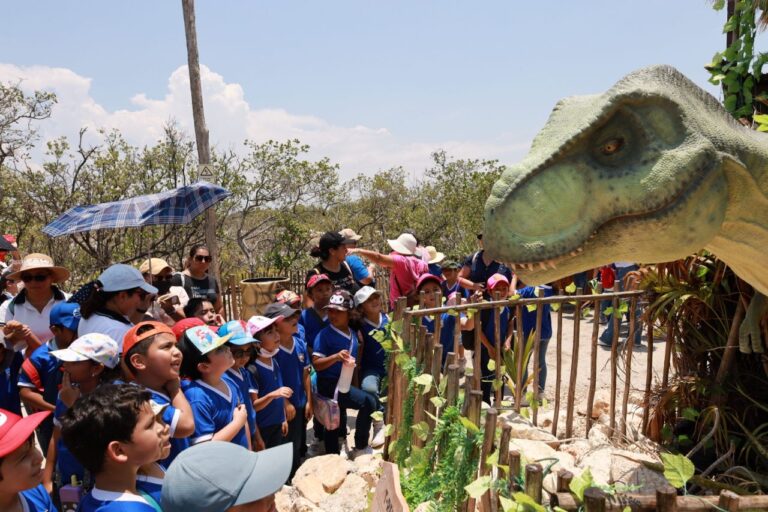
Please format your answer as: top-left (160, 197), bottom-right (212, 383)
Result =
top-left (1, 291), bottom-right (70, 343)
top-left (77, 313), bottom-right (132, 350)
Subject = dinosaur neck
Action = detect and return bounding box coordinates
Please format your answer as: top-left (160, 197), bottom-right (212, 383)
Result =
top-left (706, 130), bottom-right (768, 295)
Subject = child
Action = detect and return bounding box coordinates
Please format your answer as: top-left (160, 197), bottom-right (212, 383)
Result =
top-left (265, 302), bottom-right (311, 477)
top-left (60, 383), bottom-right (170, 511)
top-left (440, 260), bottom-right (468, 300)
top-left (0, 333), bottom-right (23, 416)
top-left (18, 301), bottom-right (80, 452)
top-left (299, 274), bottom-right (332, 352)
top-left (136, 400), bottom-right (173, 506)
top-left (218, 320), bottom-right (265, 451)
top-left (276, 289), bottom-right (306, 341)
top-left (43, 333), bottom-right (123, 496)
top-left (312, 289), bottom-right (377, 457)
top-left (183, 298), bottom-right (223, 327)
top-left (249, 315), bottom-right (292, 450)
top-left (353, 286), bottom-right (388, 448)
top-left (0, 408), bottom-right (55, 512)
top-left (516, 281), bottom-right (554, 398)
top-left (479, 274), bottom-right (513, 405)
top-left (122, 321), bottom-right (195, 465)
top-left (178, 325), bottom-right (249, 448)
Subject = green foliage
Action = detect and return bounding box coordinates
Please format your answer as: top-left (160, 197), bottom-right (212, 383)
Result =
top-left (661, 453), bottom-right (695, 490)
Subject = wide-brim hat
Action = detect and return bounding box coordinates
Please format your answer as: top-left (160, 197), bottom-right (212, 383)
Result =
top-left (425, 246), bottom-right (446, 264)
top-left (7, 253), bottom-right (69, 283)
top-left (387, 233), bottom-right (418, 256)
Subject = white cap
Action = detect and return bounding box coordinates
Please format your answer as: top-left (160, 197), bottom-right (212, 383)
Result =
top-left (353, 286), bottom-right (381, 308)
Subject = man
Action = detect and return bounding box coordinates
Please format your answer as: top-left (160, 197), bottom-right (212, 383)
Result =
top-left (139, 258), bottom-right (188, 325)
top-left (458, 234), bottom-right (515, 297)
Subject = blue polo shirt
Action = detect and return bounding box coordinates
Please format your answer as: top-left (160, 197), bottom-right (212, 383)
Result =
top-left (184, 379), bottom-right (249, 449)
top-left (313, 325), bottom-right (358, 381)
top-left (360, 314), bottom-right (389, 377)
top-left (346, 254), bottom-right (371, 282)
top-left (18, 341), bottom-right (61, 446)
top-left (463, 251), bottom-right (513, 298)
top-left (141, 386), bottom-right (189, 466)
top-left (518, 285), bottom-right (554, 340)
top-left (0, 350), bottom-right (22, 415)
top-left (252, 359), bottom-right (286, 427)
top-left (275, 338), bottom-right (311, 408)
top-left (223, 367), bottom-right (258, 435)
top-left (422, 313), bottom-right (460, 367)
top-left (482, 307), bottom-right (511, 348)
top-left (78, 488), bottom-right (157, 511)
top-left (299, 308), bottom-right (328, 351)
top-left (19, 484), bottom-right (56, 512)
top-left (136, 464), bottom-right (164, 506)
top-left (53, 396), bottom-right (84, 485)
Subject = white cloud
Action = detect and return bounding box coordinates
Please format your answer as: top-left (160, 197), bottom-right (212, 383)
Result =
top-left (0, 63), bottom-right (530, 178)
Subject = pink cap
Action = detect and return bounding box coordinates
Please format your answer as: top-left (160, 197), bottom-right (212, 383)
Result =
top-left (487, 273), bottom-right (510, 291)
top-left (415, 273), bottom-right (442, 291)
top-left (306, 273), bottom-right (332, 290)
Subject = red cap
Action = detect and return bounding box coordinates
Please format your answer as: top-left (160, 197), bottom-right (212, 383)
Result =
top-left (123, 321), bottom-right (176, 356)
top-left (0, 409), bottom-right (51, 457)
top-left (172, 317), bottom-right (207, 341)
top-left (275, 290), bottom-right (301, 307)
top-left (415, 273), bottom-right (442, 291)
top-left (306, 273), bottom-right (332, 290)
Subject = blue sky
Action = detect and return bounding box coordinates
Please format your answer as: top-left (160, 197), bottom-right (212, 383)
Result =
top-left (1, 1), bottom-right (727, 177)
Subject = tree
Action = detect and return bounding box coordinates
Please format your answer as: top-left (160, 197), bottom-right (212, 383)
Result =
top-left (0, 82), bottom-right (56, 169)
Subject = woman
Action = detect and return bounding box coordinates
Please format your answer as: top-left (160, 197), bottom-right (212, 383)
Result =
top-left (1, 253), bottom-right (70, 343)
top-left (171, 244), bottom-right (223, 315)
top-left (78, 264), bottom-right (158, 349)
top-left (306, 232), bottom-right (359, 295)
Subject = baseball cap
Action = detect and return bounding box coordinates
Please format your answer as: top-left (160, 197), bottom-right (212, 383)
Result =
top-left (442, 259), bottom-right (462, 270)
top-left (99, 264), bottom-right (158, 294)
top-left (139, 258), bottom-right (172, 275)
top-left (275, 290), bottom-right (301, 307)
top-left (339, 228), bottom-right (362, 242)
top-left (306, 273), bottom-right (332, 290)
top-left (246, 315), bottom-right (283, 337)
top-left (416, 273), bottom-right (442, 291)
top-left (218, 320), bottom-right (254, 346)
top-left (50, 333), bottom-right (120, 369)
top-left (324, 289), bottom-right (353, 311)
top-left (0, 408), bottom-right (51, 457)
top-left (162, 441), bottom-right (291, 512)
top-left (123, 321), bottom-right (176, 356)
top-left (264, 302), bottom-right (299, 320)
top-left (49, 302), bottom-right (81, 332)
top-left (183, 326), bottom-right (232, 355)
top-left (353, 286), bottom-right (380, 308)
top-left (487, 273), bottom-right (510, 291)
top-left (172, 317), bottom-right (209, 341)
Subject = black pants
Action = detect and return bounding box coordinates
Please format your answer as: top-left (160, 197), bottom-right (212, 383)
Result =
top-left (260, 423), bottom-right (285, 449)
top-left (287, 405), bottom-right (306, 479)
top-left (317, 378), bottom-right (377, 453)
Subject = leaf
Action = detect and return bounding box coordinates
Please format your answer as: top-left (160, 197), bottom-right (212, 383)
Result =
top-left (459, 416), bottom-right (480, 433)
top-left (430, 396), bottom-right (446, 409)
top-left (533, 286), bottom-right (541, 297)
top-left (411, 421), bottom-right (430, 441)
top-left (509, 294), bottom-right (521, 301)
top-left (552, 508), bottom-right (569, 512)
top-left (493, 378), bottom-right (504, 391)
top-left (379, 396), bottom-right (387, 403)
top-left (622, 508), bottom-right (632, 512)
top-left (520, 407), bottom-right (530, 419)
top-left (486, 449), bottom-right (499, 465)
top-left (565, 282), bottom-right (576, 294)
top-left (603, 306), bottom-right (613, 316)
top-left (661, 453), bottom-right (695, 489)
top-left (466, 307), bottom-right (478, 319)
top-left (617, 301), bottom-right (629, 314)
top-left (487, 359), bottom-right (496, 371)
top-left (371, 329), bottom-right (385, 342)
top-left (713, 0), bottom-right (725, 10)
top-left (414, 373), bottom-right (433, 394)
top-left (464, 475), bottom-right (492, 499)
top-left (526, 304), bottom-right (537, 312)
top-left (511, 492), bottom-right (545, 512)
top-left (447, 308), bottom-right (459, 317)
top-left (370, 411), bottom-right (384, 422)
top-left (395, 353), bottom-right (411, 367)
top-left (550, 302), bottom-right (560, 312)
top-left (383, 423), bottom-right (394, 436)
top-left (681, 407), bottom-right (700, 421)
top-left (499, 496), bottom-right (516, 512)
top-left (570, 467), bottom-right (594, 501)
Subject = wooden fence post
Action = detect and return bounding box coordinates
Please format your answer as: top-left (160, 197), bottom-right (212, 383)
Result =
top-left (565, 296), bottom-right (582, 439)
top-left (609, 295), bottom-right (620, 434)
top-left (524, 463), bottom-right (543, 504)
top-left (621, 295), bottom-right (638, 437)
top-left (480, 408), bottom-right (498, 512)
top-left (508, 450), bottom-right (521, 493)
top-left (586, 295), bottom-right (600, 434)
top-left (552, 291), bottom-right (564, 436)
top-left (656, 485), bottom-right (677, 511)
top-left (446, 364), bottom-right (460, 407)
top-left (583, 487), bottom-right (606, 511)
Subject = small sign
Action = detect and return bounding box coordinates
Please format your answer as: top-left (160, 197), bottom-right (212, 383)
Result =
top-left (372, 462), bottom-right (409, 512)
top-left (198, 164), bottom-right (214, 180)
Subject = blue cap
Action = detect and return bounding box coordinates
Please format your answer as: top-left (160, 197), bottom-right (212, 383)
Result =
top-left (49, 302), bottom-right (81, 332)
top-left (98, 264), bottom-right (158, 294)
top-left (218, 320), bottom-right (254, 346)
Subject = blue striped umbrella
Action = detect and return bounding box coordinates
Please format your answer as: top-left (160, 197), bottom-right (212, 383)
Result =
top-left (42, 181), bottom-right (231, 237)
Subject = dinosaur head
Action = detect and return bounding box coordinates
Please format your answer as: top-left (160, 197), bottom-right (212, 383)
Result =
top-left (484, 65), bottom-right (733, 285)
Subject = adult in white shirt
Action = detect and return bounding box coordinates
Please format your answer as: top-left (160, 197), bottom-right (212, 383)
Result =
top-left (78, 264), bottom-right (158, 350)
top-left (1, 253), bottom-right (70, 344)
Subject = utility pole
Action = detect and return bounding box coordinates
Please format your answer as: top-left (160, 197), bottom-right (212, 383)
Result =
top-left (181, 0), bottom-right (220, 283)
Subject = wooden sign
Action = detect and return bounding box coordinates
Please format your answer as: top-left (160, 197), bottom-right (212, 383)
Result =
top-left (372, 462), bottom-right (409, 512)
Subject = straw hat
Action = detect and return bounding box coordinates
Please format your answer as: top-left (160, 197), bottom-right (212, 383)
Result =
top-left (425, 246), bottom-right (446, 264)
top-left (387, 233), bottom-right (418, 255)
top-left (7, 253), bottom-right (69, 283)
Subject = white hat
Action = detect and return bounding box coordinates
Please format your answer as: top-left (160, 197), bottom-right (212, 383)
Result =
top-left (353, 286), bottom-right (381, 308)
top-left (425, 246), bottom-right (446, 264)
top-left (387, 233), bottom-right (418, 255)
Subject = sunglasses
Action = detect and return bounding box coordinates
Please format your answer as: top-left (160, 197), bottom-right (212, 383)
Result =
top-left (231, 347), bottom-right (255, 358)
top-left (153, 274), bottom-right (173, 282)
top-left (133, 289), bottom-right (150, 300)
top-left (194, 255), bottom-right (212, 263)
top-left (21, 273), bottom-right (50, 283)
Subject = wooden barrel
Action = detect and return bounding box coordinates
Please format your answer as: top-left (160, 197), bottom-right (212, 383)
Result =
top-left (239, 277), bottom-right (289, 319)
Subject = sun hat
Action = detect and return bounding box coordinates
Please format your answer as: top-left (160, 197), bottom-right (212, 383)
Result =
top-left (353, 286), bottom-right (380, 308)
top-left (0, 408), bottom-right (51, 457)
top-left (387, 233), bottom-right (418, 256)
top-left (264, 302), bottom-right (299, 320)
top-left (339, 228), bottom-right (362, 242)
top-left (415, 273), bottom-right (442, 291)
top-left (183, 326), bottom-right (233, 355)
top-left (425, 246), bottom-right (446, 264)
top-left (324, 289), bottom-right (353, 311)
top-left (246, 315), bottom-right (283, 337)
top-left (49, 302), bottom-right (81, 332)
top-left (171, 317), bottom-right (210, 341)
top-left (139, 258), bottom-right (173, 275)
top-left (98, 264), bottom-right (158, 294)
top-left (218, 320), bottom-right (254, 346)
top-left (275, 289), bottom-right (301, 307)
top-left (161, 441), bottom-right (291, 512)
top-left (123, 321), bottom-right (176, 356)
top-left (7, 253), bottom-right (70, 283)
top-left (487, 273), bottom-right (510, 291)
top-left (50, 333), bottom-right (120, 369)
top-left (306, 273), bottom-right (332, 290)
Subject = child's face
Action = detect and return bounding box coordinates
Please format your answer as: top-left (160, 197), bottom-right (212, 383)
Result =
top-left (490, 283), bottom-right (510, 298)
top-left (51, 325), bottom-right (77, 348)
top-left (443, 268), bottom-right (458, 282)
top-left (62, 360), bottom-right (102, 385)
top-left (326, 308), bottom-right (349, 330)
top-left (361, 295), bottom-right (382, 317)
top-left (200, 345), bottom-right (234, 376)
top-left (230, 343), bottom-right (253, 369)
top-left (121, 401), bottom-right (170, 467)
top-left (256, 325), bottom-right (280, 353)
top-left (276, 315), bottom-right (299, 337)
top-left (142, 333), bottom-right (183, 381)
top-left (419, 282), bottom-right (442, 308)
top-left (310, 283), bottom-right (333, 309)
top-left (195, 301), bottom-right (217, 326)
top-left (0, 436), bottom-right (44, 494)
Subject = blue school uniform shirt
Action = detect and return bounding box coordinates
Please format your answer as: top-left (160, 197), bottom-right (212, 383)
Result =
top-left (463, 251), bottom-right (513, 299)
top-left (480, 306), bottom-right (511, 378)
top-left (518, 286), bottom-right (554, 339)
top-left (0, 350), bottom-right (23, 414)
top-left (19, 484), bottom-right (57, 512)
top-left (141, 386), bottom-right (189, 466)
top-left (299, 308), bottom-right (328, 351)
top-left (422, 314), bottom-right (460, 367)
top-left (78, 488), bottom-right (157, 511)
top-left (313, 325), bottom-right (358, 381)
top-left (359, 314), bottom-right (389, 377)
top-left (53, 396), bottom-right (85, 485)
top-left (441, 280), bottom-right (469, 301)
top-left (18, 340), bottom-right (62, 443)
top-left (223, 367), bottom-right (258, 435)
top-left (184, 379), bottom-right (249, 449)
top-left (428, 262), bottom-right (443, 278)
top-left (346, 254), bottom-right (371, 282)
top-left (136, 464), bottom-right (165, 506)
top-left (252, 359), bottom-right (286, 428)
top-left (275, 337), bottom-right (311, 408)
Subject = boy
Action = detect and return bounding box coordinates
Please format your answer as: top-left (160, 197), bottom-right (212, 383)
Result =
top-left (0, 333), bottom-right (23, 416)
top-left (264, 302), bottom-right (311, 476)
top-left (299, 274), bottom-right (332, 352)
top-left (178, 326), bottom-right (249, 448)
top-left (249, 315), bottom-right (293, 450)
top-left (122, 321), bottom-right (195, 465)
top-left (440, 260), bottom-right (468, 300)
top-left (183, 298), bottom-right (222, 327)
top-left (60, 383), bottom-right (169, 511)
top-left (0, 408), bottom-right (55, 512)
top-left (18, 301), bottom-right (80, 452)
top-left (516, 281), bottom-right (554, 398)
top-left (479, 274), bottom-right (513, 405)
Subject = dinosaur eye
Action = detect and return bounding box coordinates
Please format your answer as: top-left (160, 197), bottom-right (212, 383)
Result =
top-left (600, 137), bottom-right (624, 155)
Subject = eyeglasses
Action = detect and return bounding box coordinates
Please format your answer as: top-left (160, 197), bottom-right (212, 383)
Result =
top-left (21, 273), bottom-right (50, 283)
top-left (133, 289), bottom-right (150, 300)
top-left (231, 347), bottom-right (254, 358)
top-left (194, 255), bottom-right (212, 263)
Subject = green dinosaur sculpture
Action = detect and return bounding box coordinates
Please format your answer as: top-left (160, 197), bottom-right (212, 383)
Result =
top-left (483, 65), bottom-right (768, 353)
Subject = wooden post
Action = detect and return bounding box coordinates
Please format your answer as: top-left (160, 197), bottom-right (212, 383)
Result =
top-left (426, 343), bottom-right (443, 435)
top-left (433, 290), bottom-right (443, 345)
top-left (642, 313), bottom-right (654, 436)
top-left (446, 351), bottom-right (457, 369)
top-left (480, 408), bottom-right (498, 512)
top-left (656, 485), bottom-right (677, 511)
top-left (556, 469), bottom-right (573, 492)
top-left (498, 421), bottom-right (511, 467)
top-left (383, 299), bottom-right (407, 460)
top-left (228, 275), bottom-right (239, 320)
top-left (532, 304), bottom-right (543, 425)
top-left (524, 463), bottom-right (543, 504)
top-left (473, 310), bottom-right (483, 391)
top-left (662, 322), bottom-right (674, 390)
top-left (621, 296), bottom-right (638, 437)
top-left (468, 390), bottom-right (483, 427)
top-left (515, 304), bottom-right (524, 412)
top-left (609, 295), bottom-right (620, 434)
top-left (493, 291), bottom-right (503, 407)
top-left (565, 298), bottom-right (582, 439)
top-left (718, 490), bottom-right (740, 512)
top-left (412, 334), bottom-right (432, 449)
top-left (552, 293), bottom-right (564, 436)
top-left (446, 364), bottom-right (460, 407)
top-left (583, 487), bottom-right (606, 512)
top-left (508, 450), bottom-right (521, 493)
top-left (586, 294), bottom-right (600, 434)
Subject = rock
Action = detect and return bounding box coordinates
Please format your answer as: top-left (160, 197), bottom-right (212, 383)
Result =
top-left (319, 473), bottom-right (370, 512)
top-left (413, 504), bottom-right (434, 512)
top-left (559, 439), bottom-right (590, 461)
top-left (537, 409), bottom-right (567, 432)
top-left (293, 454), bottom-right (353, 496)
top-left (294, 476), bottom-right (329, 505)
top-left (587, 422), bottom-right (612, 448)
top-left (292, 498), bottom-right (323, 512)
top-left (501, 411), bottom-right (560, 448)
top-left (578, 390), bottom-right (611, 419)
top-left (509, 439), bottom-right (576, 472)
top-left (577, 446), bottom-right (612, 485)
top-left (275, 485), bottom-right (300, 512)
top-left (610, 449), bottom-right (666, 495)
top-left (351, 453), bottom-right (382, 487)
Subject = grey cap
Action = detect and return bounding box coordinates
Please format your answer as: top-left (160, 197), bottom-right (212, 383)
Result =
top-left (264, 301), bottom-right (299, 319)
top-left (98, 264), bottom-right (158, 294)
top-left (162, 441), bottom-right (292, 512)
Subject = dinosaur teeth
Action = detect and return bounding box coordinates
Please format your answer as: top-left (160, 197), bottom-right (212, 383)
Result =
top-left (548, 261), bottom-right (557, 270)
top-left (539, 262), bottom-right (547, 270)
